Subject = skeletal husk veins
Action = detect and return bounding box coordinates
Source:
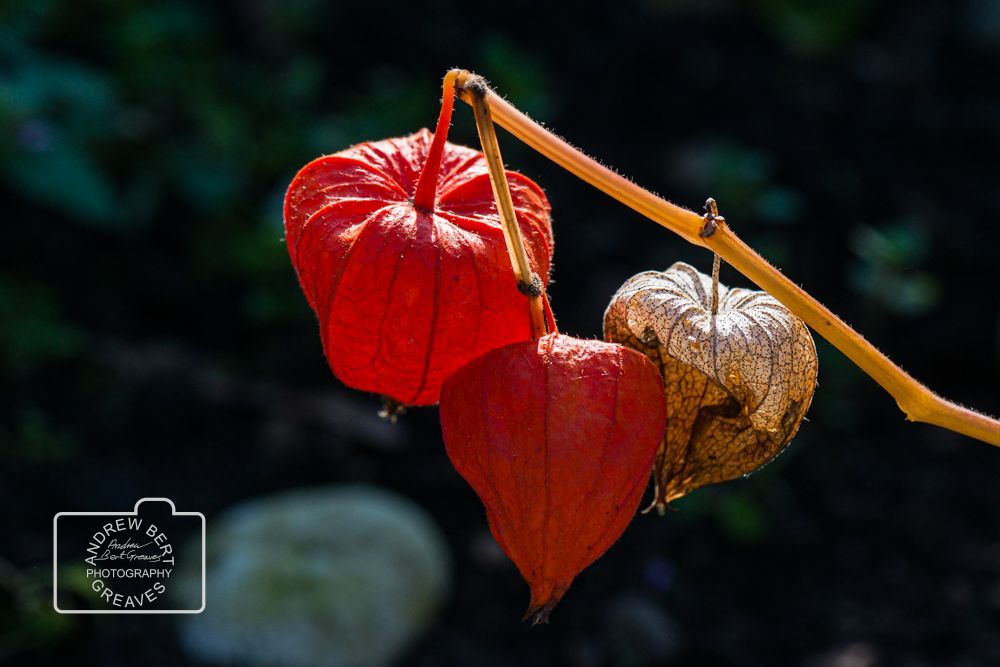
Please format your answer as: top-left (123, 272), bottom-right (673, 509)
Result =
top-left (604, 261), bottom-right (818, 512)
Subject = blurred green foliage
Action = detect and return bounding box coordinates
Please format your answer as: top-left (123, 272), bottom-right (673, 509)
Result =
top-left (0, 558), bottom-right (75, 659)
top-left (672, 484), bottom-right (771, 544)
top-left (0, 0), bottom-right (435, 237)
top-left (755, 0), bottom-right (876, 56)
top-left (676, 140), bottom-right (805, 226)
top-left (0, 278), bottom-right (85, 374)
top-left (0, 34), bottom-right (119, 225)
top-left (0, 409), bottom-right (78, 465)
top-left (849, 221), bottom-right (941, 317)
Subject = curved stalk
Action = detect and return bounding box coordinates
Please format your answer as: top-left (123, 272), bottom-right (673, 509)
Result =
top-left (448, 68), bottom-right (1000, 447)
top-left (413, 70), bottom-right (457, 211)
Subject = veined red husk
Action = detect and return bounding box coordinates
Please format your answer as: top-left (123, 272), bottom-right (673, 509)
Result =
top-left (439, 333), bottom-right (666, 622)
top-left (284, 123), bottom-right (552, 406)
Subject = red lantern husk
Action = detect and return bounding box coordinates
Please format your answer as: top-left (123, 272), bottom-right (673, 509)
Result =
top-left (284, 92), bottom-right (553, 406)
top-left (439, 333), bottom-right (666, 622)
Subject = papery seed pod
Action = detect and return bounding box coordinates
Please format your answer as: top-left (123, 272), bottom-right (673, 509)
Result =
top-left (604, 262), bottom-right (818, 513)
top-left (284, 88), bottom-right (552, 406)
top-left (439, 333), bottom-right (666, 622)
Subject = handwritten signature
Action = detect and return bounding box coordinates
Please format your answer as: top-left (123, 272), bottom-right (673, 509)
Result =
top-left (92, 538), bottom-right (164, 562)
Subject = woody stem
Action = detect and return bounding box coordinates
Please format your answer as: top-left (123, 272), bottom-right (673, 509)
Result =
top-left (448, 68), bottom-right (1000, 448)
top-left (464, 75), bottom-right (548, 339)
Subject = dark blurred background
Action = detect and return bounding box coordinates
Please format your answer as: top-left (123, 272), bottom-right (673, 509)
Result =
top-left (3, 0), bottom-right (1000, 665)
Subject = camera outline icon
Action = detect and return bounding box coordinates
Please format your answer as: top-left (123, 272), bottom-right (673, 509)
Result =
top-left (53, 497), bottom-right (205, 614)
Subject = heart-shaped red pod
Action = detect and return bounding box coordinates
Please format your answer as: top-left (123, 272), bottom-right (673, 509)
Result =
top-left (439, 333), bottom-right (666, 622)
top-left (284, 85), bottom-right (553, 406)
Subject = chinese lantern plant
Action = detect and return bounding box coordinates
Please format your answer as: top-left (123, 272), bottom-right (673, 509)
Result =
top-left (436, 69), bottom-right (1000, 449)
top-left (282, 68), bottom-right (1000, 623)
top-left (436, 86), bottom-right (667, 621)
top-left (440, 331), bottom-right (666, 622)
top-left (284, 72), bottom-right (552, 408)
top-left (285, 74), bottom-right (668, 621)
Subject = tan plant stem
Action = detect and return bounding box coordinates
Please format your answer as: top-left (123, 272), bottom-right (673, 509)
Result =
top-left (705, 200), bottom-right (723, 383)
top-left (450, 69), bottom-right (1000, 447)
top-left (705, 198), bottom-right (723, 317)
top-left (465, 74), bottom-right (548, 339)
top-left (710, 253), bottom-right (721, 316)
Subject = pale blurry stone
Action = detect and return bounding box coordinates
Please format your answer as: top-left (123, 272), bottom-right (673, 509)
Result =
top-left (175, 485), bottom-right (450, 667)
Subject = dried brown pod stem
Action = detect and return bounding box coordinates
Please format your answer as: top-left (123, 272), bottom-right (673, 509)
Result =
top-left (450, 68), bottom-right (1000, 447)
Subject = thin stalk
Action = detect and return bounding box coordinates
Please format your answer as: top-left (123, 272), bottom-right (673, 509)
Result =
top-left (706, 198), bottom-right (722, 316)
top-left (413, 70), bottom-right (457, 212)
top-left (465, 75), bottom-right (548, 339)
top-left (711, 253), bottom-right (720, 316)
top-left (450, 69), bottom-right (1000, 447)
